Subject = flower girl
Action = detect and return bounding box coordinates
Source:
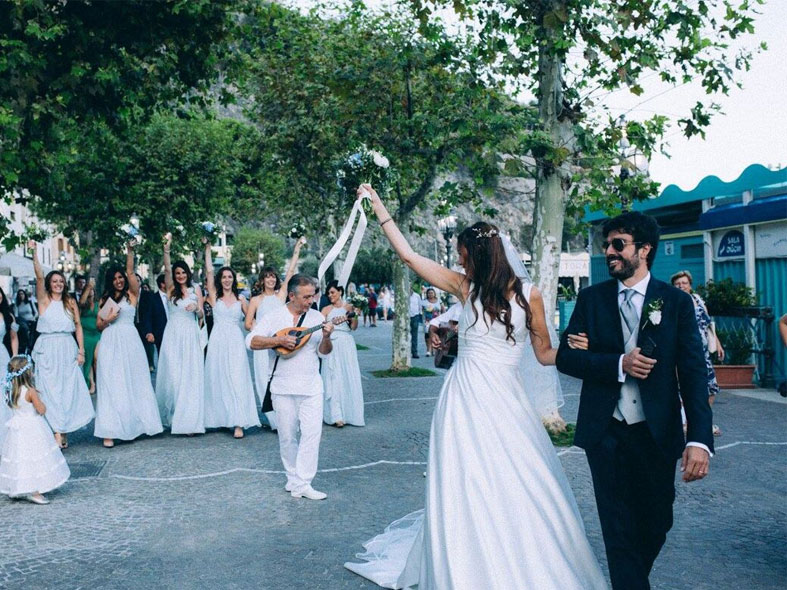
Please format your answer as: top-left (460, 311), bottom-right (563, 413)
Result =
top-left (0, 355), bottom-right (70, 504)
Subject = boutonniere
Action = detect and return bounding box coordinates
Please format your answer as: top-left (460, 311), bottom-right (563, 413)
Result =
top-left (643, 298), bottom-right (663, 329)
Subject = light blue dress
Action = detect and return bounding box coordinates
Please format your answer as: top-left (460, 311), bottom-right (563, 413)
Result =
top-left (253, 295), bottom-right (283, 430)
top-left (94, 299), bottom-right (163, 440)
top-left (204, 299), bottom-right (260, 430)
top-left (323, 305), bottom-right (364, 426)
top-left (154, 289), bottom-right (205, 434)
top-left (32, 300), bottom-right (94, 433)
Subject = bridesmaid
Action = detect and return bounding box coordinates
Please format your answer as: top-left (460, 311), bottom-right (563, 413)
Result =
top-left (202, 240), bottom-right (260, 438)
top-left (79, 278), bottom-right (100, 394)
top-left (154, 233), bottom-right (206, 435)
top-left (321, 280), bottom-right (364, 427)
top-left (29, 241), bottom-right (94, 449)
top-left (244, 237), bottom-right (306, 430)
top-left (0, 286), bottom-right (19, 451)
top-left (94, 242), bottom-right (163, 447)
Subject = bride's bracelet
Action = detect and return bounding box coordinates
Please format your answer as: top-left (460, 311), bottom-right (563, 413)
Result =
top-left (379, 217), bottom-right (393, 227)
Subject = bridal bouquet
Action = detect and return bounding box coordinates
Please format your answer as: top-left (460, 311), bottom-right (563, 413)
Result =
top-left (348, 292), bottom-right (368, 311)
top-left (335, 145), bottom-right (394, 201)
top-left (288, 222), bottom-right (307, 240)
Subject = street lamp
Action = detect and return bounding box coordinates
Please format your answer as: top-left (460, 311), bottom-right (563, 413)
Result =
top-left (130, 212), bottom-right (140, 229)
top-left (438, 215), bottom-right (457, 269)
top-left (251, 263), bottom-right (257, 275)
top-left (57, 251), bottom-right (66, 271)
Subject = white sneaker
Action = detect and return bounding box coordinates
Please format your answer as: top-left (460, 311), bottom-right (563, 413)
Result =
top-left (291, 486), bottom-right (327, 500)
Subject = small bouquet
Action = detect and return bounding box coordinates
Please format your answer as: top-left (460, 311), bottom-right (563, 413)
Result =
top-left (199, 221), bottom-right (218, 239)
top-left (348, 292), bottom-right (368, 311)
top-left (120, 222), bottom-right (142, 246)
top-left (22, 223), bottom-right (48, 243)
top-left (288, 222), bottom-right (307, 240)
top-left (335, 145), bottom-right (394, 202)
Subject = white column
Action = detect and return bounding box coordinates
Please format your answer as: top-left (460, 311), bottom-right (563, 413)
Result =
top-left (702, 198), bottom-right (714, 283)
top-left (741, 191), bottom-right (756, 292)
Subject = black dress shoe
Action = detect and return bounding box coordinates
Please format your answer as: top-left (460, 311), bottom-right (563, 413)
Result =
top-left (412, 354), bottom-right (420, 359)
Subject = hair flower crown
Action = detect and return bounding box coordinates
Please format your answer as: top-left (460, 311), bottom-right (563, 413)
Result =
top-left (3, 354), bottom-right (33, 405)
top-left (471, 227), bottom-right (499, 239)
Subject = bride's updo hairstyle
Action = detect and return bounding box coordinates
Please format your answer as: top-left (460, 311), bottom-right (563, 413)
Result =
top-left (457, 222), bottom-right (531, 344)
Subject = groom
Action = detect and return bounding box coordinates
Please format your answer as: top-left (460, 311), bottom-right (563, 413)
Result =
top-left (556, 211), bottom-right (713, 589)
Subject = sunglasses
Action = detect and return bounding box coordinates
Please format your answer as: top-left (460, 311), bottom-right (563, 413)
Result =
top-left (602, 238), bottom-right (642, 252)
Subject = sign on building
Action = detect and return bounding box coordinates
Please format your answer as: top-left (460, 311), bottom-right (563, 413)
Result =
top-left (716, 229), bottom-right (745, 259)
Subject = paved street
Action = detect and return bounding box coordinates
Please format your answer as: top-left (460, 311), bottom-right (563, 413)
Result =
top-left (0, 321), bottom-right (784, 589)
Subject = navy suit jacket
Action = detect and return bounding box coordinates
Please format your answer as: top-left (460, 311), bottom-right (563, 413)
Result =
top-left (139, 290), bottom-right (168, 347)
top-left (556, 277), bottom-right (713, 460)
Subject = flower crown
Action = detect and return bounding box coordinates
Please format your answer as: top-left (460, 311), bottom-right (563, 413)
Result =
top-left (3, 354), bottom-right (33, 405)
top-left (471, 226), bottom-right (499, 239)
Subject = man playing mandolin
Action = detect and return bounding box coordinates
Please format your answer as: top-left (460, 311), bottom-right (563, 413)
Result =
top-left (246, 274), bottom-right (335, 500)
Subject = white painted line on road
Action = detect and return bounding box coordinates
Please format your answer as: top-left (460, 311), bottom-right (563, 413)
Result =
top-left (714, 440), bottom-right (787, 451)
top-left (73, 460), bottom-right (429, 483)
top-left (365, 396), bottom-right (438, 405)
top-left (68, 441), bottom-right (786, 484)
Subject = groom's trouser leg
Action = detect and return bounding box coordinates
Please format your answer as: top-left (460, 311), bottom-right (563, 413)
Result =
top-left (585, 419), bottom-right (676, 590)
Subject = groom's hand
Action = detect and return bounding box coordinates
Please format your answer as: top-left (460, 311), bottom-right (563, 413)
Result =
top-left (622, 347), bottom-right (657, 379)
top-left (681, 446), bottom-right (710, 482)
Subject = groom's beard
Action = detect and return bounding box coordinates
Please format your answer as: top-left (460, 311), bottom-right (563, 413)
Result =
top-left (607, 254), bottom-right (639, 280)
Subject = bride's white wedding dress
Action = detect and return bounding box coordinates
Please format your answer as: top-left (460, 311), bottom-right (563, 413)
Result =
top-left (345, 285), bottom-right (607, 589)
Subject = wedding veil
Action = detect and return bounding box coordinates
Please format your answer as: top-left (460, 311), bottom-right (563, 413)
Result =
top-left (500, 234), bottom-right (565, 421)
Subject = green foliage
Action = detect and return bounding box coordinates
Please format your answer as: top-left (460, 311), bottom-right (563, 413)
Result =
top-left (713, 327), bottom-right (754, 365)
top-left (231, 226), bottom-right (286, 276)
top-left (24, 113), bottom-right (261, 262)
top-left (696, 278), bottom-right (758, 316)
top-left (349, 247), bottom-right (396, 287)
top-left (0, 0), bottom-right (244, 193)
top-left (547, 422), bottom-right (576, 447)
top-left (412, 0), bottom-right (764, 217)
top-left (238, 1), bottom-right (526, 233)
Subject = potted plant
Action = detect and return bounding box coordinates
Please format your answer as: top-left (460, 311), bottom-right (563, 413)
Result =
top-left (712, 328), bottom-right (756, 388)
top-left (696, 278), bottom-right (759, 388)
top-left (557, 284), bottom-right (576, 334)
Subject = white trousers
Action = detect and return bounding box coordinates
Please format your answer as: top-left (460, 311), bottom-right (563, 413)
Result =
top-left (272, 393), bottom-right (323, 492)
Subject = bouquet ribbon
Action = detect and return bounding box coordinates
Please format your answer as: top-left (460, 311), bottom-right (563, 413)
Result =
top-left (318, 191), bottom-right (370, 289)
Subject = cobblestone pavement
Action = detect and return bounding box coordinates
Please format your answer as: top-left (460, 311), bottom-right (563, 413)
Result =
top-left (0, 321), bottom-right (784, 589)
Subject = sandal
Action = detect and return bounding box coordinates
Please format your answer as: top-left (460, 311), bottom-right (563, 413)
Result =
top-left (712, 424), bottom-right (722, 436)
top-left (233, 427), bottom-right (244, 439)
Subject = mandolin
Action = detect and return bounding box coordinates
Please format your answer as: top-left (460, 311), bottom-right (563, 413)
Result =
top-left (273, 311), bottom-right (357, 358)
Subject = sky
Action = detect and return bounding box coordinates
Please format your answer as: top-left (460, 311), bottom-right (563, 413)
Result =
top-left (295, 0), bottom-right (787, 192)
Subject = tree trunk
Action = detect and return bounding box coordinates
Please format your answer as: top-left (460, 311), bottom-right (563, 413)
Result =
top-left (390, 257), bottom-right (411, 371)
top-left (531, 6), bottom-right (574, 318)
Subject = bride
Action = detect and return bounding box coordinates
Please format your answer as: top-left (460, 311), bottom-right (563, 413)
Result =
top-left (345, 185), bottom-right (607, 589)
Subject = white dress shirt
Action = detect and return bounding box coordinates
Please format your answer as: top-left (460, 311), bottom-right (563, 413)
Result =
top-left (245, 306), bottom-right (327, 397)
top-left (409, 293), bottom-right (423, 318)
top-left (429, 302), bottom-right (463, 328)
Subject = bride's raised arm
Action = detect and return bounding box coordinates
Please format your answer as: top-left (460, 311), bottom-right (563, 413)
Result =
top-left (361, 184), bottom-right (468, 301)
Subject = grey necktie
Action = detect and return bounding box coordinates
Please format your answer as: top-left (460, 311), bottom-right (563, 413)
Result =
top-left (620, 289), bottom-right (638, 338)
